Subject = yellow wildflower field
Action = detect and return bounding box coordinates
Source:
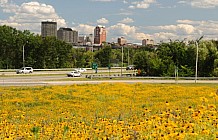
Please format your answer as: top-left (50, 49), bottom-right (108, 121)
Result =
top-left (0, 83), bottom-right (218, 139)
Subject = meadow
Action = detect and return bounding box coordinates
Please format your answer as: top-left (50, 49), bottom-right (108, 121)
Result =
top-left (0, 83), bottom-right (218, 139)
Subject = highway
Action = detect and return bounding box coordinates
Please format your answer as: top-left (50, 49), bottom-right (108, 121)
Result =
top-left (1, 75), bottom-right (218, 86)
top-left (1, 69), bottom-right (218, 86)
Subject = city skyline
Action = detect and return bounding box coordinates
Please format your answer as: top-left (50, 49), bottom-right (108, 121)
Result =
top-left (0, 0), bottom-right (218, 44)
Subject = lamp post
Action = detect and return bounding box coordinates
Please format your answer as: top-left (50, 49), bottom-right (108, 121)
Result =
top-left (127, 47), bottom-right (129, 66)
top-left (195, 41), bottom-right (199, 83)
top-left (195, 36), bottom-right (203, 83)
top-left (23, 44), bottom-right (25, 67)
top-left (90, 34), bottom-right (94, 61)
top-left (22, 41), bottom-right (28, 67)
top-left (91, 41), bottom-right (94, 61)
top-left (121, 46), bottom-right (123, 76)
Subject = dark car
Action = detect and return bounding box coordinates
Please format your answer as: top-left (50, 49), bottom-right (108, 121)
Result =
top-left (126, 65), bottom-right (135, 70)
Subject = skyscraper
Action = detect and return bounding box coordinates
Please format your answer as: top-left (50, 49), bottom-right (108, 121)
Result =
top-left (41, 21), bottom-right (57, 38)
top-left (72, 30), bottom-right (78, 45)
top-left (94, 25), bottom-right (106, 45)
top-left (142, 39), bottom-right (154, 46)
top-left (118, 37), bottom-right (127, 46)
top-left (57, 27), bottom-right (78, 44)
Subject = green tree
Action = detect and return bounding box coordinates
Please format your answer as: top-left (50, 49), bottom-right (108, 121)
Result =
top-left (133, 51), bottom-right (150, 73)
top-left (95, 45), bottom-right (112, 67)
top-left (198, 40), bottom-right (218, 76)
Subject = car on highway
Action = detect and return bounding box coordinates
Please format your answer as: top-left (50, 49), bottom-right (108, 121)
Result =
top-left (67, 71), bottom-right (82, 77)
top-left (74, 68), bottom-right (87, 73)
top-left (16, 67), bottom-right (33, 74)
top-left (126, 65), bottom-right (135, 70)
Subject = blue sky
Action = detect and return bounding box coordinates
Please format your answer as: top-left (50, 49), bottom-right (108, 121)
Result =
top-left (0, 0), bottom-right (218, 44)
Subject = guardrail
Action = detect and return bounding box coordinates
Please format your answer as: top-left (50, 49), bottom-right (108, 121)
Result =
top-left (86, 73), bottom-right (136, 78)
top-left (85, 75), bottom-right (218, 80)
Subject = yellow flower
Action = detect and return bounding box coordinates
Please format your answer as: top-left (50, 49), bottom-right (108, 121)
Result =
top-left (200, 97), bottom-right (208, 103)
top-left (165, 101), bottom-right (170, 106)
top-left (113, 120), bottom-right (117, 124)
top-left (209, 92), bottom-right (216, 97)
top-left (201, 129), bottom-right (210, 135)
top-left (207, 104), bottom-right (216, 109)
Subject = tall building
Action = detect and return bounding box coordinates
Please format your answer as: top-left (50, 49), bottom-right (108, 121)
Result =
top-left (78, 34), bottom-right (93, 46)
top-left (72, 30), bottom-right (78, 45)
top-left (118, 37), bottom-right (127, 46)
top-left (57, 28), bottom-right (78, 44)
top-left (94, 25), bottom-right (106, 45)
top-left (41, 21), bottom-right (57, 38)
top-left (142, 39), bottom-right (154, 46)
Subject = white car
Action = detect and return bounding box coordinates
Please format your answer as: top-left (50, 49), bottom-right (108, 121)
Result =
top-left (16, 67), bottom-right (33, 74)
top-left (74, 68), bottom-right (87, 73)
top-left (67, 71), bottom-right (82, 77)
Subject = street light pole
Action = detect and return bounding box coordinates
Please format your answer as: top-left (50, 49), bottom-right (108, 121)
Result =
top-left (195, 41), bottom-right (199, 83)
top-left (195, 36), bottom-right (203, 83)
top-left (23, 44), bottom-right (25, 67)
top-left (127, 47), bottom-right (129, 66)
top-left (91, 42), bottom-right (94, 61)
top-left (121, 46), bottom-right (123, 76)
top-left (22, 41), bottom-right (28, 67)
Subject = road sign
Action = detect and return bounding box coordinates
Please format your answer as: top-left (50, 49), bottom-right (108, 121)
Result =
top-left (92, 63), bottom-right (98, 69)
top-left (108, 64), bottom-right (111, 70)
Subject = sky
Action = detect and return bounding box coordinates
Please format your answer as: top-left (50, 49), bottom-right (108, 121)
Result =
top-left (0, 0), bottom-right (218, 44)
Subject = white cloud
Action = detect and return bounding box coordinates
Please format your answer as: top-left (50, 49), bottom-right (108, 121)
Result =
top-left (143, 19), bottom-right (218, 42)
top-left (1, 3), bottom-right (18, 13)
top-left (97, 18), bottom-right (109, 24)
top-left (0, 0), bottom-right (7, 4)
top-left (153, 32), bottom-right (177, 41)
top-left (123, 0), bottom-right (128, 4)
top-left (108, 23), bottom-right (151, 43)
top-left (176, 20), bottom-right (218, 37)
top-left (130, 0), bottom-right (156, 9)
top-left (119, 17), bottom-right (134, 23)
top-left (177, 19), bottom-right (196, 24)
top-left (177, 24), bottom-right (196, 34)
top-left (0, 1), bottom-right (66, 34)
top-left (20, 2), bottom-right (55, 15)
top-left (178, 0), bottom-right (218, 8)
top-left (148, 24), bottom-right (196, 35)
top-left (128, 5), bottom-right (135, 9)
top-left (117, 9), bottom-right (133, 16)
top-left (74, 24), bottom-right (95, 35)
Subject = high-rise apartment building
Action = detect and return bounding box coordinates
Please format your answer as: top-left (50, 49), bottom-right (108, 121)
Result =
top-left (118, 37), bottom-right (127, 46)
top-left (142, 39), bottom-right (154, 46)
top-left (41, 21), bottom-right (57, 38)
top-left (72, 30), bottom-right (78, 44)
top-left (57, 28), bottom-right (78, 44)
top-left (78, 34), bottom-right (93, 46)
top-left (94, 25), bottom-right (106, 45)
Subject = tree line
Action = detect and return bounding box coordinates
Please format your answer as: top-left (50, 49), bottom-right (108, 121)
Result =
top-left (1, 25), bottom-right (218, 77)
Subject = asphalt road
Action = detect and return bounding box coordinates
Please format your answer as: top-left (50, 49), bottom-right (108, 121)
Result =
top-left (0, 68), bottom-right (128, 76)
top-left (1, 73), bottom-right (218, 86)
